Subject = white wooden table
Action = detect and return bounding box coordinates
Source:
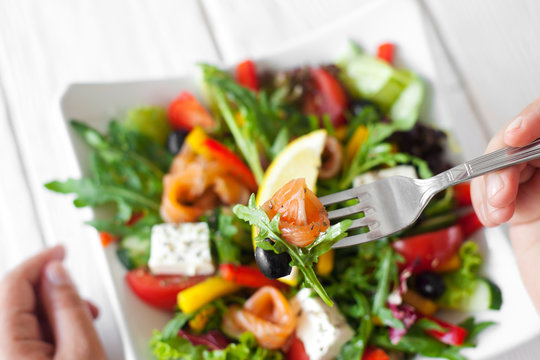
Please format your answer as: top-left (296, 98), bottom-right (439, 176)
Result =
top-left (1, 1), bottom-right (539, 359)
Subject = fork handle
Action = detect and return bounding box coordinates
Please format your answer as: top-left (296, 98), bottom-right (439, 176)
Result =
top-left (434, 138), bottom-right (540, 188)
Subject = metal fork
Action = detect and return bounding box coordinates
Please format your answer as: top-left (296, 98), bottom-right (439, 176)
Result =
top-left (320, 138), bottom-right (540, 248)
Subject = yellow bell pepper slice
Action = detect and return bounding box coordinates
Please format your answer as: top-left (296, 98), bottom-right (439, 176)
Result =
top-left (433, 253), bottom-right (461, 273)
top-left (402, 290), bottom-right (437, 316)
top-left (345, 125), bottom-right (369, 162)
top-left (316, 250), bottom-right (334, 276)
top-left (178, 276), bottom-right (241, 314)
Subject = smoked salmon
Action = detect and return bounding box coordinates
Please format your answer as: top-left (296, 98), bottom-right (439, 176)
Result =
top-left (225, 286), bottom-right (296, 349)
top-left (261, 178), bottom-right (329, 247)
top-left (160, 145), bottom-right (250, 223)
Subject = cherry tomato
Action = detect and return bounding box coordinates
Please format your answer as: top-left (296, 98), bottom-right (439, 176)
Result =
top-left (167, 91), bottom-right (215, 131)
top-left (363, 347), bottom-right (390, 360)
top-left (235, 59), bottom-right (259, 91)
top-left (392, 225), bottom-right (463, 273)
top-left (286, 334), bottom-right (309, 360)
top-left (303, 67), bottom-right (348, 127)
top-left (125, 268), bottom-right (208, 311)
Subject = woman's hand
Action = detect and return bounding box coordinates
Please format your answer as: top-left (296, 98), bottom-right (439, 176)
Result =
top-left (471, 96), bottom-right (540, 313)
top-left (0, 245), bottom-right (107, 359)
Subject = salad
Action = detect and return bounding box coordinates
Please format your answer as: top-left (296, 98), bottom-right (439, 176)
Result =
top-left (47, 42), bottom-right (501, 360)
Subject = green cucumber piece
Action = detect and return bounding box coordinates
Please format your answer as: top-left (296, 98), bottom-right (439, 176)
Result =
top-left (124, 106), bottom-right (171, 146)
top-left (390, 75), bottom-right (425, 131)
top-left (340, 54), bottom-right (395, 100)
top-left (454, 278), bottom-right (502, 311)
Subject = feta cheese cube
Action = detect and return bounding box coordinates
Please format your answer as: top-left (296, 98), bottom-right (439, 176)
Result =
top-left (353, 165), bottom-right (417, 187)
top-left (291, 289), bottom-right (354, 360)
top-left (148, 222), bottom-right (214, 276)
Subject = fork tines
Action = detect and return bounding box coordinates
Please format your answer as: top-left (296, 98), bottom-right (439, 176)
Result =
top-left (319, 187), bottom-right (375, 233)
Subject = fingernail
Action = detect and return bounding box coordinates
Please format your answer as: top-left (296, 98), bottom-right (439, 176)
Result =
top-left (506, 116), bottom-right (523, 134)
top-left (46, 261), bottom-right (72, 286)
top-left (486, 173), bottom-right (503, 199)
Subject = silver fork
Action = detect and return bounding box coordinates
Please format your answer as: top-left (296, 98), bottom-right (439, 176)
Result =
top-left (319, 138), bottom-right (540, 248)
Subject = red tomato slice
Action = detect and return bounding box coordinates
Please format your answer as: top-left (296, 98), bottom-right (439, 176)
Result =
top-left (167, 91), bottom-right (216, 131)
top-left (235, 59), bottom-right (259, 91)
top-left (392, 225), bottom-right (463, 273)
top-left (286, 334), bottom-right (309, 360)
top-left (363, 347), bottom-right (390, 360)
top-left (125, 268), bottom-right (208, 311)
top-left (303, 67), bottom-right (348, 127)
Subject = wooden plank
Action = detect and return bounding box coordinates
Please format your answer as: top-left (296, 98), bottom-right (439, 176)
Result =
top-left (200, 0), bottom-right (368, 63)
top-left (0, 0), bottom-right (219, 358)
top-left (424, 0), bottom-right (540, 137)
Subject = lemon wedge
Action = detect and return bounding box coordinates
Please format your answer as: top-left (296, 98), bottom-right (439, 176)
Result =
top-left (254, 129), bottom-right (327, 285)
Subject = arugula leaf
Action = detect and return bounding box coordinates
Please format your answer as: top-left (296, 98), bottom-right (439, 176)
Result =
top-left (162, 313), bottom-right (194, 340)
top-left (338, 292), bottom-right (372, 359)
top-left (459, 317), bottom-right (496, 346)
top-left (233, 195), bottom-right (351, 306)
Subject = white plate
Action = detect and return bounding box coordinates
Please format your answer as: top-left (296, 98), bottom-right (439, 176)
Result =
top-left (60, 0), bottom-right (540, 359)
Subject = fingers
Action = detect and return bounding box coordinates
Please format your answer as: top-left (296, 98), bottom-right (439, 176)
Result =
top-left (40, 261), bottom-right (106, 359)
top-left (504, 96), bottom-right (540, 147)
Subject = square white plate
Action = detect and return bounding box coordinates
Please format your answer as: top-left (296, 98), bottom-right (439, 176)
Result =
top-left (60, 0), bottom-right (540, 359)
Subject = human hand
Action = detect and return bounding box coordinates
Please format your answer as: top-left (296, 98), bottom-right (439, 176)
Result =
top-left (471, 96), bottom-right (540, 313)
top-left (0, 245), bottom-right (107, 359)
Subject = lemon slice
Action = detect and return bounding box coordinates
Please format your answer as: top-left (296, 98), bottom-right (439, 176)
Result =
top-left (256, 129), bottom-right (327, 205)
top-left (254, 129), bottom-right (327, 285)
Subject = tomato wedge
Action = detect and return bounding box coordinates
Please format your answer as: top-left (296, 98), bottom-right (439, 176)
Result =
top-left (303, 67), bottom-right (348, 127)
top-left (219, 264), bottom-right (287, 289)
top-left (262, 178), bottom-right (329, 247)
top-left (392, 225), bottom-right (463, 273)
top-left (167, 91), bottom-right (216, 131)
top-left (286, 334), bottom-right (309, 360)
top-left (125, 268), bottom-right (208, 311)
top-left (227, 286), bottom-right (296, 349)
top-left (235, 59), bottom-right (259, 91)
top-left (99, 231), bottom-right (116, 247)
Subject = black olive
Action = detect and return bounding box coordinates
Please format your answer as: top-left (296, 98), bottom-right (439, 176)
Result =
top-left (414, 272), bottom-right (446, 299)
top-left (255, 238), bottom-right (292, 279)
top-left (349, 99), bottom-right (380, 117)
top-left (166, 129), bottom-right (189, 155)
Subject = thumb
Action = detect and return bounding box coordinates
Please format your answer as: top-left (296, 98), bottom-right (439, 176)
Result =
top-left (41, 261), bottom-right (107, 360)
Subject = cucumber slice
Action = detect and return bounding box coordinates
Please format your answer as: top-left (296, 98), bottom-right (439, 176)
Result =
top-left (124, 106), bottom-right (171, 145)
top-left (389, 75), bottom-right (425, 131)
top-left (340, 54), bottom-right (395, 100)
top-left (455, 278), bottom-right (502, 311)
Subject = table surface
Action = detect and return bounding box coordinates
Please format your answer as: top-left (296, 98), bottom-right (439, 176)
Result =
top-left (1, 0), bottom-right (540, 359)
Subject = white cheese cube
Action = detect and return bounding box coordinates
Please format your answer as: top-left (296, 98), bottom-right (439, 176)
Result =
top-left (148, 222), bottom-right (214, 276)
top-left (353, 165), bottom-right (417, 187)
top-left (291, 289), bottom-right (354, 360)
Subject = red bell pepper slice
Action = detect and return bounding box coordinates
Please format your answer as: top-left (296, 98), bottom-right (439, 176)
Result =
top-left (99, 231), bottom-right (116, 247)
top-left (219, 264), bottom-right (287, 289)
top-left (453, 182), bottom-right (472, 207)
top-left (203, 138), bottom-right (258, 191)
top-left (286, 334), bottom-right (310, 360)
top-left (178, 329), bottom-right (230, 350)
top-left (423, 316), bottom-right (468, 346)
top-left (392, 225), bottom-right (463, 273)
top-left (236, 60), bottom-right (259, 91)
top-left (363, 347), bottom-right (390, 360)
top-left (167, 91), bottom-right (216, 131)
top-left (377, 43), bottom-right (395, 64)
top-left (458, 211), bottom-right (483, 238)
